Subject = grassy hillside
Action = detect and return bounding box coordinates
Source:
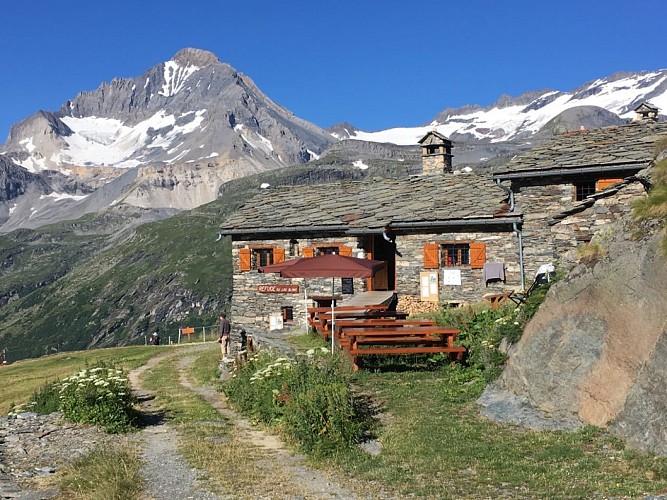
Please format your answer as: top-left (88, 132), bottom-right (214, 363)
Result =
top-left (0, 157), bottom-right (417, 362)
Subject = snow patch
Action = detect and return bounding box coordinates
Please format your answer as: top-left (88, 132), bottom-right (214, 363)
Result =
top-left (260, 183), bottom-right (270, 189)
top-left (39, 192), bottom-right (89, 202)
top-left (19, 137), bottom-right (36, 152)
top-left (353, 159), bottom-right (369, 170)
top-left (158, 60), bottom-right (200, 97)
top-left (307, 149), bottom-right (320, 160)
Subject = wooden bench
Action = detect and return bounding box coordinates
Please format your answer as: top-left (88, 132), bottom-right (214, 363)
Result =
top-left (334, 319), bottom-right (435, 332)
top-left (308, 304), bottom-right (389, 334)
top-left (337, 325), bottom-right (465, 370)
top-left (315, 310), bottom-right (410, 337)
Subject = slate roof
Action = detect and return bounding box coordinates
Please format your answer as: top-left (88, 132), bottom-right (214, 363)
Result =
top-left (220, 173), bottom-right (519, 236)
top-left (493, 120), bottom-right (667, 177)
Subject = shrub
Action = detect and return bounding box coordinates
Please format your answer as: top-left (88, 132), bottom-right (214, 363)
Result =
top-left (8, 380), bottom-right (62, 416)
top-left (59, 366), bottom-right (135, 433)
top-left (224, 348), bottom-right (364, 454)
top-left (29, 381), bottom-right (62, 414)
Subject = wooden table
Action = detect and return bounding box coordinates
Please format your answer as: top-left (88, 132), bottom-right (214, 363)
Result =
top-left (336, 325), bottom-right (464, 371)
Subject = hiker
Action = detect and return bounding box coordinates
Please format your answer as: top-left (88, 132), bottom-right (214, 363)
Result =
top-left (218, 313), bottom-right (231, 359)
top-left (151, 332), bottom-right (161, 346)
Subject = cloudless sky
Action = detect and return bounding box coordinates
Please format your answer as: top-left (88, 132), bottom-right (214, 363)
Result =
top-left (2, 0), bottom-right (665, 141)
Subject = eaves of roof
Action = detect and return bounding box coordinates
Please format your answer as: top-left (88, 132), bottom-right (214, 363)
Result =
top-left (492, 161), bottom-right (647, 180)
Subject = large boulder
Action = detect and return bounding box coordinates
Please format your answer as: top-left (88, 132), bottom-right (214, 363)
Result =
top-left (479, 220), bottom-right (667, 455)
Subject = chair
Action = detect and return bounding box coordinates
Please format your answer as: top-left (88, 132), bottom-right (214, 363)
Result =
top-left (509, 264), bottom-right (555, 307)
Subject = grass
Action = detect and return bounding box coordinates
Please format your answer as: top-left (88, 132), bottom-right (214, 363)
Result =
top-left (0, 345), bottom-right (160, 414)
top-left (59, 441), bottom-right (143, 500)
top-left (318, 367), bottom-right (667, 499)
top-left (140, 347), bottom-right (327, 498)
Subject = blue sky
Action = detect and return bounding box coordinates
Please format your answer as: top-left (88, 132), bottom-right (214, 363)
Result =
top-left (2, 0), bottom-right (665, 142)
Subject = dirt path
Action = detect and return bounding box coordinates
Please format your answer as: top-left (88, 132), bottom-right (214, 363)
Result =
top-left (129, 346), bottom-right (222, 500)
top-left (129, 344), bottom-right (363, 499)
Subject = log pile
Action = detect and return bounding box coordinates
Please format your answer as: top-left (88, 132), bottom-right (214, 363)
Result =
top-left (396, 295), bottom-right (441, 316)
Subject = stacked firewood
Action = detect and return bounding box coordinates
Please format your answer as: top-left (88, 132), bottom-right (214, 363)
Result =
top-left (397, 295), bottom-right (442, 316)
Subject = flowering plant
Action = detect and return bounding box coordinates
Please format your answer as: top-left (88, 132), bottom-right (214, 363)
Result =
top-left (59, 366), bottom-right (135, 433)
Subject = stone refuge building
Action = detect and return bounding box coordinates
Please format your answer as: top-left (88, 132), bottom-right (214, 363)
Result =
top-left (220, 171), bottom-right (522, 330)
top-left (220, 105), bottom-right (667, 330)
top-left (493, 115), bottom-right (667, 276)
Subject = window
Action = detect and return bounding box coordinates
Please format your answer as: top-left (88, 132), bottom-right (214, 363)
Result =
top-left (252, 248), bottom-right (273, 269)
top-left (427, 145), bottom-right (440, 155)
top-left (239, 246), bottom-right (285, 271)
top-left (288, 239), bottom-right (299, 257)
top-left (441, 243), bottom-right (470, 267)
top-left (424, 241), bottom-right (486, 269)
top-left (301, 244), bottom-right (353, 258)
top-left (574, 180), bottom-right (596, 201)
top-left (281, 306), bottom-right (294, 322)
top-left (316, 246), bottom-right (339, 255)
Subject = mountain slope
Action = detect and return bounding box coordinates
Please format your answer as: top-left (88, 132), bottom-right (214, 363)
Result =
top-left (1, 48), bottom-right (334, 174)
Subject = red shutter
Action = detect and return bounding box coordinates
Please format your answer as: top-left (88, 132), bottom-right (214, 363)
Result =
top-left (239, 248), bottom-right (251, 271)
top-left (302, 246), bottom-right (314, 258)
top-left (273, 247), bottom-right (285, 263)
top-left (469, 242), bottom-right (486, 269)
top-left (339, 245), bottom-right (353, 257)
top-left (423, 243), bottom-right (439, 269)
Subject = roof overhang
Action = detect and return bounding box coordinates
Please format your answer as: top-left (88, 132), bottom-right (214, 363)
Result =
top-left (492, 162), bottom-right (647, 181)
top-left (221, 216), bottom-right (523, 239)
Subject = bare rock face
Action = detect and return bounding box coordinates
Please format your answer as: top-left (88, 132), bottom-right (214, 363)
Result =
top-left (479, 220), bottom-right (667, 455)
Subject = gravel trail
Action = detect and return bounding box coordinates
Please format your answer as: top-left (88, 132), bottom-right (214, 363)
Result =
top-left (130, 343), bottom-right (363, 499)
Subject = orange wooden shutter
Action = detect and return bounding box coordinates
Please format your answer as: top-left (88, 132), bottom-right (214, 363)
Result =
top-left (423, 242), bottom-right (439, 269)
top-left (273, 247), bottom-right (285, 263)
top-left (339, 245), bottom-right (353, 257)
top-left (302, 246), bottom-right (314, 258)
top-left (239, 248), bottom-right (251, 271)
top-left (469, 242), bottom-right (486, 269)
top-left (596, 178), bottom-right (623, 191)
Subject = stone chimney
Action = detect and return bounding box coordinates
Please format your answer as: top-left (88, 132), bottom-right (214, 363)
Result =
top-left (418, 130), bottom-right (453, 175)
top-left (633, 102), bottom-right (659, 122)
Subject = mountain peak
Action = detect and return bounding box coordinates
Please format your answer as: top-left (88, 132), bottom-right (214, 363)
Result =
top-left (171, 48), bottom-right (220, 68)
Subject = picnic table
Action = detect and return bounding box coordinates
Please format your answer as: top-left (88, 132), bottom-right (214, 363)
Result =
top-left (308, 304), bottom-right (399, 336)
top-left (336, 323), bottom-right (465, 371)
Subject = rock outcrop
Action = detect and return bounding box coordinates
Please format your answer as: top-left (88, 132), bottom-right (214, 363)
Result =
top-left (479, 218), bottom-right (667, 455)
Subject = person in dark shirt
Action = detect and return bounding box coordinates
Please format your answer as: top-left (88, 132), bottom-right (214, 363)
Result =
top-left (218, 313), bottom-right (231, 359)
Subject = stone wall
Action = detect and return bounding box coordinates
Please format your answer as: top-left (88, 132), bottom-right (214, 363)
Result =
top-left (230, 236), bottom-right (369, 331)
top-left (395, 230), bottom-right (520, 303)
top-left (512, 179), bottom-right (646, 277)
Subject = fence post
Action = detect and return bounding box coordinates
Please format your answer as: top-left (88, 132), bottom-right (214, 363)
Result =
top-left (178, 329), bottom-right (182, 344)
top-left (202, 327), bottom-right (206, 343)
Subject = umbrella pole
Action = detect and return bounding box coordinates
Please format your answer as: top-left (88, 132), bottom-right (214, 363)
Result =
top-left (304, 281), bottom-right (308, 335)
top-left (331, 277), bottom-right (335, 354)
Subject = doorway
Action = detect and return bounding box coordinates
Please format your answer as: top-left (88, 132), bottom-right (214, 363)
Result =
top-left (370, 235), bottom-right (396, 290)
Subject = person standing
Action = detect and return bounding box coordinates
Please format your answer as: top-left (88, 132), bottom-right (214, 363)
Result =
top-left (218, 313), bottom-right (231, 359)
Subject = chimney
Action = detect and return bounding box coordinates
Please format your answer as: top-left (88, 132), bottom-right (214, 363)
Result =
top-left (633, 102), bottom-right (659, 122)
top-left (418, 130), bottom-right (453, 175)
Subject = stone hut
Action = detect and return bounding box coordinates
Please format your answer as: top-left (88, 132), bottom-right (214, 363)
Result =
top-left (418, 130), bottom-right (453, 174)
top-left (220, 170), bottom-right (522, 331)
top-left (493, 117), bottom-right (667, 275)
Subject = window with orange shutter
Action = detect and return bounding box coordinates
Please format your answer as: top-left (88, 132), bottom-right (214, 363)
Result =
top-left (596, 178), bottom-right (623, 191)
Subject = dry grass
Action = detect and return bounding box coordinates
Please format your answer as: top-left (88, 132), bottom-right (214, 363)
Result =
top-left (59, 440), bottom-right (143, 500)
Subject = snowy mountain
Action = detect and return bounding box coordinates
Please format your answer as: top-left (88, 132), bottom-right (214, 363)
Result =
top-left (1, 48), bottom-right (666, 233)
top-left (339, 70), bottom-right (667, 145)
top-left (1, 48), bottom-right (333, 174)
